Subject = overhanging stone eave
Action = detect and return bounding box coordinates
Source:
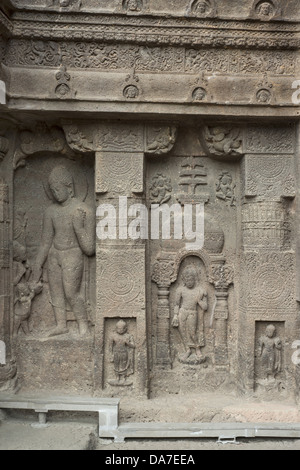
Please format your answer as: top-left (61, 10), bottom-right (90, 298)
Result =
top-left (5, 99), bottom-right (300, 123)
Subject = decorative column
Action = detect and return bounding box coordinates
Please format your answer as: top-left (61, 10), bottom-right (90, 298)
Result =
top-left (151, 253), bottom-right (176, 368)
top-left (208, 261), bottom-right (233, 368)
top-left (0, 132), bottom-right (17, 391)
top-left (240, 123), bottom-right (296, 392)
top-left (63, 121), bottom-right (177, 397)
top-left (0, 177), bottom-right (9, 345)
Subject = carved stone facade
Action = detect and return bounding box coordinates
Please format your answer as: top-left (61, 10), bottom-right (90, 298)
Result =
top-left (0, 0), bottom-right (299, 428)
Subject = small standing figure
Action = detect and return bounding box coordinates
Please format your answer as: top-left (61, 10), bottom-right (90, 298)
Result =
top-left (172, 266), bottom-right (208, 364)
top-left (258, 324), bottom-right (282, 381)
top-left (13, 241), bottom-right (31, 287)
top-left (216, 171), bottom-right (236, 207)
top-left (149, 173), bottom-right (172, 205)
top-left (14, 282), bottom-right (43, 337)
top-left (108, 320), bottom-right (135, 386)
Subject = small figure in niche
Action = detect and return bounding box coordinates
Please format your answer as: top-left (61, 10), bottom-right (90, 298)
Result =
top-left (123, 85), bottom-right (139, 99)
top-left (192, 87), bottom-right (206, 101)
top-left (13, 282), bottom-right (43, 337)
top-left (124, 0), bottom-right (142, 12)
top-left (194, 1), bottom-right (209, 14)
top-left (108, 320), bottom-right (135, 386)
top-left (172, 266), bottom-right (208, 364)
top-left (47, 0), bottom-right (81, 9)
top-left (257, 2), bottom-right (273, 17)
top-left (258, 324), bottom-right (282, 381)
top-left (256, 89), bottom-right (271, 104)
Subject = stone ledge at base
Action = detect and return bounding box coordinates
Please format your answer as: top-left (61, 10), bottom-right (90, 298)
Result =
top-left (0, 396), bottom-right (119, 434)
top-left (102, 422), bottom-right (300, 443)
top-left (2, 396), bottom-right (300, 442)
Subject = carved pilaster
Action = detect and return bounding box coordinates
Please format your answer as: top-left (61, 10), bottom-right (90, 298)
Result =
top-left (239, 123), bottom-right (296, 392)
top-left (94, 129), bottom-right (146, 396)
top-left (241, 125), bottom-right (296, 254)
top-left (62, 120), bottom-right (177, 396)
top-left (0, 179), bottom-right (9, 340)
top-left (208, 261), bottom-right (233, 367)
top-left (0, 177), bottom-right (16, 391)
top-left (151, 255), bottom-right (176, 367)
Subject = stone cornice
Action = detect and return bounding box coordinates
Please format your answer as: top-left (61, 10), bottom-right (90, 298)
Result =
top-left (11, 11), bottom-right (299, 29)
top-left (8, 11), bottom-right (300, 50)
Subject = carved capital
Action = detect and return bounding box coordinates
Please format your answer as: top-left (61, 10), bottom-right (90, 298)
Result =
top-left (14, 124), bottom-right (68, 169)
top-left (245, 124), bottom-right (295, 155)
top-left (63, 121), bottom-right (145, 154)
top-left (152, 258), bottom-right (176, 288)
top-left (63, 123), bottom-right (94, 154)
top-left (63, 121), bottom-right (177, 156)
top-left (145, 125), bottom-right (177, 156)
top-left (200, 125), bottom-right (244, 158)
top-left (242, 155), bottom-right (295, 200)
top-left (208, 264), bottom-right (234, 290)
